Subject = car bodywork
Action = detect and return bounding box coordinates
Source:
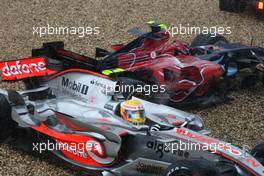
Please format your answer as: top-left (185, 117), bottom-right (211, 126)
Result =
top-left (99, 24), bottom-right (264, 107)
top-left (101, 26), bottom-right (224, 106)
top-left (191, 43), bottom-right (264, 86)
top-left (0, 57), bottom-right (263, 175)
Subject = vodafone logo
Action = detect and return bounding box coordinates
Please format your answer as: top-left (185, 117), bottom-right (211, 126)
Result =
top-left (0, 57), bottom-right (56, 80)
top-left (2, 60), bottom-right (46, 76)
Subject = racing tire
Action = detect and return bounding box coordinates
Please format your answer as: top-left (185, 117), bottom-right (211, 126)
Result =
top-left (163, 160), bottom-right (221, 176)
top-left (240, 75), bottom-right (258, 88)
top-left (0, 94), bottom-right (14, 142)
top-left (190, 33), bottom-right (228, 48)
top-left (86, 171), bottom-right (103, 176)
top-left (251, 141), bottom-right (264, 165)
top-left (23, 77), bottom-right (41, 89)
top-left (219, 0), bottom-right (246, 13)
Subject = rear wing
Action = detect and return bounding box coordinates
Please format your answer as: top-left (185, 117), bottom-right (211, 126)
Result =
top-left (32, 41), bottom-right (123, 72)
top-left (0, 41), bottom-right (123, 82)
top-left (32, 41), bottom-right (101, 72)
top-left (0, 57), bottom-right (57, 81)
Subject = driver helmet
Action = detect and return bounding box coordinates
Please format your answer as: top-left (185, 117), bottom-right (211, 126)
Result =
top-left (120, 100), bottom-right (146, 125)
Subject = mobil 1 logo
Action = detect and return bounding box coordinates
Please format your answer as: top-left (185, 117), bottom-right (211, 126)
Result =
top-left (61, 77), bottom-right (89, 95)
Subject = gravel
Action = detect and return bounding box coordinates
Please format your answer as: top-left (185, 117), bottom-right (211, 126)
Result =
top-left (0, 0), bottom-right (263, 175)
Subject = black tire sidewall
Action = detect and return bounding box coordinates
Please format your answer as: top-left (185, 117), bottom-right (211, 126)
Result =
top-left (219, 0), bottom-right (229, 11)
top-left (251, 142), bottom-right (264, 165)
top-left (165, 165), bottom-right (196, 176)
top-left (0, 94), bottom-right (13, 141)
top-left (219, 0), bottom-right (246, 13)
top-left (23, 78), bottom-right (41, 89)
top-left (164, 160), bottom-right (220, 176)
top-left (190, 34), bottom-right (228, 48)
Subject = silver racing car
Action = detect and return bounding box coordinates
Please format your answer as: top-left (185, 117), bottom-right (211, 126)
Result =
top-left (0, 51), bottom-right (263, 176)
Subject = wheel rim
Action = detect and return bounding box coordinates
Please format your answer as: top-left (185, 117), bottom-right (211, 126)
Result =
top-left (169, 172), bottom-right (196, 176)
top-left (168, 168), bottom-right (198, 176)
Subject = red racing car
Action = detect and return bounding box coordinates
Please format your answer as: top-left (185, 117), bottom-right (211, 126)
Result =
top-left (3, 23), bottom-right (263, 109)
top-left (99, 23), bottom-right (264, 108)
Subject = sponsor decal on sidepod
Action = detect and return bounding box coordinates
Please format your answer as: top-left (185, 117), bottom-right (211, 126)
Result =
top-left (61, 76), bottom-right (89, 95)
